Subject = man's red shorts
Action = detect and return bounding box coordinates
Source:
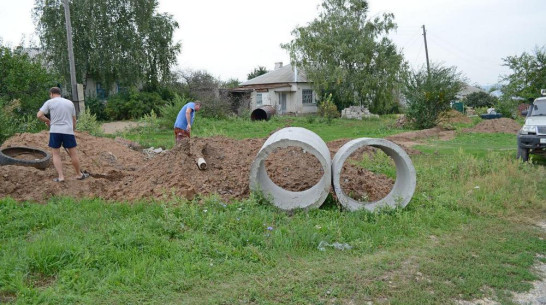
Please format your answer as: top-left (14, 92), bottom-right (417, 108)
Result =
top-left (174, 127), bottom-right (190, 143)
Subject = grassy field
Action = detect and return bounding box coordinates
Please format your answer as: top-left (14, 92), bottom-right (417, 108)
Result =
top-left (1, 116), bottom-right (545, 304)
top-left (118, 114), bottom-right (405, 148)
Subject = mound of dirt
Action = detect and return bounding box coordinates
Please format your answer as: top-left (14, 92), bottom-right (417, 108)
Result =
top-left (464, 118), bottom-right (522, 134)
top-left (386, 127), bottom-right (455, 149)
top-left (1, 131), bottom-right (397, 204)
top-left (438, 109), bottom-right (473, 124)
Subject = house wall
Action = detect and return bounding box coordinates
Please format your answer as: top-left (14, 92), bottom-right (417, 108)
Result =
top-left (250, 83), bottom-right (318, 115)
top-left (295, 83), bottom-right (318, 114)
top-left (84, 79), bottom-right (124, 100)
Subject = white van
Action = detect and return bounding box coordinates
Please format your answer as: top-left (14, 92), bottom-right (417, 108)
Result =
top-left (517, 89), bottom-right (546, 161)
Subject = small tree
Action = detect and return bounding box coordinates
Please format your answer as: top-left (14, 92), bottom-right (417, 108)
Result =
top-left (247, 66), bottom-right (268, 80)
top-left (318, 93), bottom-right (339, 123)
top-left (403, 64), bottom-right (464, 129)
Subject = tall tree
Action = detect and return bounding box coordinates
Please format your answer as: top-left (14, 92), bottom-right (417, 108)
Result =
top-left (33, 0), bottom-right (181, 93)
top-left (281, 0), bottom-right (406, 114)
top-left (247, 66), bottom-right (268, 80)
top-left (501, 47), bottom-right (546, 100)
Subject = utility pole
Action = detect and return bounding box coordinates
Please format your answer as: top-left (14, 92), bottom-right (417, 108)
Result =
top-left (62, 0), bottom-right (79, 115)
top-left (422, 25), bottom-right (430, 75)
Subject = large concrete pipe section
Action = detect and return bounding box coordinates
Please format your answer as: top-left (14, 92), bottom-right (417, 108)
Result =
top-left (249, 127), bottom-right (331, 210)
top-left (251, 105), bottom-right (276, 121)
top-left (332, 138), bottom-right (416, 212)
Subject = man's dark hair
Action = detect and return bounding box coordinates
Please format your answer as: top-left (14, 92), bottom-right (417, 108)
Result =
top-left (49, 87), bottom-right (61, 95)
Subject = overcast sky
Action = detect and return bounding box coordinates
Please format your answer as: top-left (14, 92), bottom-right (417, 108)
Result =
top-left (1, 0), bottom-right (545, 86)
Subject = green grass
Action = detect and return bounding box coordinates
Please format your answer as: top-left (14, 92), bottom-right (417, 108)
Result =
top-left (1, 116), bottom-right (545, 304)
top-left (119, 115), bottom-right (406, 149)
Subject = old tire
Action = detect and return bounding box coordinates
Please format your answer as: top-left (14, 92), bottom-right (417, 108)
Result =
top-left (0, 147), bottom-right (51, 170)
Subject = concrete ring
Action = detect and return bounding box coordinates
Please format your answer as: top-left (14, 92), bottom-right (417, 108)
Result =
top-left (332, 138), bottom-right (416, 212)
top-left (249, 127), bottom-right (331, 210)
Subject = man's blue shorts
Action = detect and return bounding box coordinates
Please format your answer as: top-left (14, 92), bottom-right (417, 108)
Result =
top-left (49, 133), bottom-right (77, 149)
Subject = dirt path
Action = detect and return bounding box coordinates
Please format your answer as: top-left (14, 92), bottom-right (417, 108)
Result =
top-left (101, 121), bottom-right (143, 134)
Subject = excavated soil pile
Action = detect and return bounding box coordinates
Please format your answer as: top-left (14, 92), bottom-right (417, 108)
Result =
top-left (1, 131), bottom-right (400, 204)
top-left (3, 117), bottom-right (516, 205)
top-left (464, 118), bottom-right (522, 134)
top-left (438, 109), bottom-right (473, 124)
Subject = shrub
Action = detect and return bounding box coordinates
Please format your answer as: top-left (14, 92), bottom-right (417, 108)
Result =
top-left (77, 108), bottom-right (103, 136)
top-left (318, 93), bottom-right (339, 123)
top-left (104, 92), bottom-right (130, 120)
top-left (403, 64), bottom-right (464, 129)
top-left (158, 95), bottom-right (190, 129)
top-left (138, 110), bottom-right (161, 133)
top-left (127, 91), bottom-right (165, 119)
top-left (463, 91), bottom-right (498, 108)
top-left (199, 97), bottom-right (232, 120)
top-left (84, 97), bottom-right (108, 121)
top-left (0, 99), bottom-right (46, 145)
top-left (494, 96), bottom-right (520, 119)
top-left (105, 89), bottom-right (166, 120)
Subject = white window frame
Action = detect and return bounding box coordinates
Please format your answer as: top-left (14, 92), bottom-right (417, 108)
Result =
top-left (256, 93), bottom-right (263, 106)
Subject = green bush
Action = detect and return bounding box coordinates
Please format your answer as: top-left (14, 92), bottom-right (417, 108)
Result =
top-left (127, 91), bottom-right (165, 119)
top-left (138, 110), bottom-right (161, 134)
top-left (403, 64), bottom-right (464, 129)
top-left (463, 91), bottom-right (498, 108)
top-left (77, 108), bottom-right (103, 136)
top-left (0, 99), bottom-right (46, 145)
top-left (158, 95), bottom-right (190, 129)
top-left (105, 89), bottom-right (166, 120)
top-left (84, 97), bottom-right (108, 121)
top-left (104, 93), bottom-right (130, 120)
top-left (474, 106), bottom-right (489, 115)
top-left (199, 97), bottom-right (231, 120)
top-left (317, 93), bottom-right (339, 123)
top-left (494, 96), bottom-right (520, 119)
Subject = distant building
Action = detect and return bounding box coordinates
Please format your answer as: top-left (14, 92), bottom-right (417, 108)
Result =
top-left (231, 62), bottom-right (318, 115)
top-left (456, 84), bottom-right (485, 100)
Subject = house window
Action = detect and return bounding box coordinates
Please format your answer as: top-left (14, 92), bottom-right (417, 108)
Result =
top-left (96, 83), bottom-right (106, 100)
top-left (116, 83), bottom-right (128, 94)
top-left (302, 89), bottom-right (314, 104)
top-left (256, 93), bottom-right (263, 106)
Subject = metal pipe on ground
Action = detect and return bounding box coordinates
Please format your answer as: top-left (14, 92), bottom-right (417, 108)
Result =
top-left (251, 105), bottom-right (276, 121)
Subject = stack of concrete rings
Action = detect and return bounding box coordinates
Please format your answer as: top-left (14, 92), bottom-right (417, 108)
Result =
top-left (249, 127), bottom-right (416, 212)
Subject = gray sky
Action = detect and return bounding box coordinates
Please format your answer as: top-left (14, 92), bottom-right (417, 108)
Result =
top-left (1, 0), bottom-right (545, 86)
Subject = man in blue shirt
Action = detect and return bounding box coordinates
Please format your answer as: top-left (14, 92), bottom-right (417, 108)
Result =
top-left (174, 101), bottom-right (201, 143)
